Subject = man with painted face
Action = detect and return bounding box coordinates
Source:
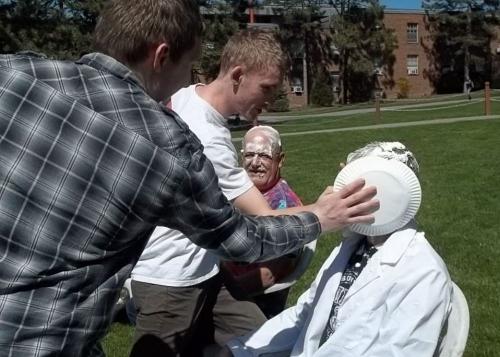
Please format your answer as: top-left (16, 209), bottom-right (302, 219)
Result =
top-left (223, 125), bottom-right (306, 318)
top-left (130, 30), bottom-right (378, 356)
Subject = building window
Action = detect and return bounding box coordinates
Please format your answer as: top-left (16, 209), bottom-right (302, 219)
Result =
top-left (407, 23), bottom-right (418, 43)
top-left (407, 55), bottom-right (419, 75)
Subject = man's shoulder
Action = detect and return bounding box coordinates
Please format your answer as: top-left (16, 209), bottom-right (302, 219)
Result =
top-left (173, 87), bottom-right (229, 146)
top-left (0, 53), bottom-right (81, 79)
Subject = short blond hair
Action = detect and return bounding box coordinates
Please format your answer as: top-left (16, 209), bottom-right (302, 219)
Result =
top-left (94, 0), bottom-right (202, 66)
top-left (219, 29), bottom-right (288, 77)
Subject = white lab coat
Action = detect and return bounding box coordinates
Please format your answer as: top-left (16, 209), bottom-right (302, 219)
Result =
top-left (227, 224), bottom-right (452, 357)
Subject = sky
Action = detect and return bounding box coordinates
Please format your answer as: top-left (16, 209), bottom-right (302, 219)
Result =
top-left (381, 0), bottom-right (422, 9)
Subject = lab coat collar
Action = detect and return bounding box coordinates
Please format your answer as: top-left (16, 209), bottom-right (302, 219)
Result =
top-left (378, 221), bottom-right (418, 266)
top-left (341, 221), bottom-right (418, 301)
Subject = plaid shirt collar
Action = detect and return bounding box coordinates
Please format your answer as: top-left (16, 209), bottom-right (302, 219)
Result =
top-left (77, 52), bottom-right (146, 92)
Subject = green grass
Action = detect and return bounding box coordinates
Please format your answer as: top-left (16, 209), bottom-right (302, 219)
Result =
top-left (232, 99), bottom-right (500, 137)
top-left (262, 89), bottom-right (493, 117)
top-left (103, 118), bottom-right (500, 357)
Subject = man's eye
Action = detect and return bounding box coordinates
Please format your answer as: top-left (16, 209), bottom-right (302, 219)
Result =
top-left (259, 154), bottom-right (272, 160)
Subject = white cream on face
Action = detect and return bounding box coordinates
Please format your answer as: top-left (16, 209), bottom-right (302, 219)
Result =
top-left (244, 135), bottom-right (273, 157)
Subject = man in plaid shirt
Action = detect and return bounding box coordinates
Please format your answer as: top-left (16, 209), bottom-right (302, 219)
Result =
top-left (0, 0), bottom-right (377, 355)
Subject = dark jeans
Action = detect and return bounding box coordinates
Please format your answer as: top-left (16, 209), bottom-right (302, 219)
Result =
top-left (130, 274), bottom-right (266, 357)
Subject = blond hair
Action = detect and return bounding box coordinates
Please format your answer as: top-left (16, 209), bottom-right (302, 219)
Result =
top-left (94, 0), bottom-right (202, 66)
top-left (219, 29), bottom-right (288, 77)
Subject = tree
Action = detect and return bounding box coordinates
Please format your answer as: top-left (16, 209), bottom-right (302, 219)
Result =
top-left (267, 86), bottom-right (290, 111)
top-left (310, 69), bottom-right (333, 106)
top-left (263, 0), bottom-right (337, 104)
top-left (0, 0), bottom-right (104, 59)
top-left (198, 1), bottom-right (240, 81)
top-left (424, 0), bottom-right (500, 93)
top-left (329, 0), bottom-right (397, 103)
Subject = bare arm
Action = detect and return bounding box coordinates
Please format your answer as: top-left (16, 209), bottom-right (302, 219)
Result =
top-left (233, 181), bottom-right (378, 233)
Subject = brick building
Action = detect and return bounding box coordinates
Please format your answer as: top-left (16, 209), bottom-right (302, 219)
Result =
top-left (207, 5), bottom-right (500, 106)
top-left (382, 9), bottom-right (434, 98)
top-left (245, 6), bottom-right (439, 103)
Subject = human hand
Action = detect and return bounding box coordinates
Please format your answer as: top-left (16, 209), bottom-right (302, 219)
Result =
top-left (312, 178), bottom-right (378, 233)
top-left (258, 266), bottom-right (276, 288)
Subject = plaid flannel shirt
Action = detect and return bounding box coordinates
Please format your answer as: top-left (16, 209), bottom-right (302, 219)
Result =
top-left (0, 53), bottom-right (320, 356)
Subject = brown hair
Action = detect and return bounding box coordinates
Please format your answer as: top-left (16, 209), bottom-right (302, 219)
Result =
top-left (219, 29), bottom-right (288, 77)
top-left (93, 0), bottom-right (202, 65)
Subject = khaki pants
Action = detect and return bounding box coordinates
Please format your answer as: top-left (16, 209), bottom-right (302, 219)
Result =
top-left (130, 273), bottom-right (266, 357)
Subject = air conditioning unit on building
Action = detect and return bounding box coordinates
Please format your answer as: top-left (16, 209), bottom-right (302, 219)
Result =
top-left (407, 68), bottom-right (419, 75)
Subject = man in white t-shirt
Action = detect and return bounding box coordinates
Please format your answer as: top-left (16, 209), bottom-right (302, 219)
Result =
top-left (130, 30), bottom-right (377, 357)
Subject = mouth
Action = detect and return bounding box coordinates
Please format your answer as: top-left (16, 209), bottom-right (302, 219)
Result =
top-left (249, 170), bottom-right (266, 178)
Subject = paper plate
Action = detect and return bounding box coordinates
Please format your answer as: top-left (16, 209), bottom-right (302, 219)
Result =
top-left (333, 156), bottom-right (421, 236)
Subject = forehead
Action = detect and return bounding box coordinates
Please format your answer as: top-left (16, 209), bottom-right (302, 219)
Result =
top-left (243, 132), bottom-right (273, 151)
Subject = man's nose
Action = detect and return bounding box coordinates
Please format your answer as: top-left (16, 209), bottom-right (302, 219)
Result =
top-left (250, 154), bottom-right (261, 166)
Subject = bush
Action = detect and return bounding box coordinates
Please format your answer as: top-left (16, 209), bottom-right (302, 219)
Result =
top-left (310, 75), bottom-right (333, 107)
top-left (267, 87), bottom-right (290, 112)
top-left (397, 77), bottom-right (411, 99)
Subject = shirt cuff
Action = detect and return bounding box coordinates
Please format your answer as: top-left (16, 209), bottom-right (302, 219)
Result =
top-left (296, 211), bottom-right (322, 243)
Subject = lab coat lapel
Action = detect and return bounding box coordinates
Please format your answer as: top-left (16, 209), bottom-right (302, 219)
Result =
top-left (343, 225), bottom-right (418, 302)
top-left (343, 251), bottom-right (381, 302)
top-left (310, 234), bottom-right (364, 339)
top-left (316, 234), bottom-right (363, 300)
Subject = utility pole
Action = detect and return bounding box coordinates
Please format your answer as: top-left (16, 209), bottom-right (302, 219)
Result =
top-left (463, 2), bottom-right (472, 92)
top-left (248, 0), bottom-right (255, 23)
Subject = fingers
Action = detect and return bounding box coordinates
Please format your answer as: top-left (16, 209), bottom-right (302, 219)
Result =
top-left (342, 183), bottom-right (379, 223)
top-left (337, 178), bottom-right (367, 199)
top-left (345, 199), bottom-right (379, 224)
top-left (314, 179), bottom-right (379, 232)
top-left (344, 185), bottom-right (378, 208)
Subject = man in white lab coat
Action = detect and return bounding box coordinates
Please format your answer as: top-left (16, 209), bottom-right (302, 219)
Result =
top-left (222, 142), bottom-right (452, 357)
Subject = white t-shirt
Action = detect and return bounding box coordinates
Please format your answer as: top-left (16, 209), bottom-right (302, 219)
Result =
top-left (131, 84), bottom-right (254, 286)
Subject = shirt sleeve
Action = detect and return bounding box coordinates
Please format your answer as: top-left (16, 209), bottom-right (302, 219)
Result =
top-left (154, 143), bottom-right (321, 263)
top-left (203, 135), bottom-right (253, 201)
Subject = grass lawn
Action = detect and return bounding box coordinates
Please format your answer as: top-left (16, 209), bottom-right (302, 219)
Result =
top-left (261, 89), bottom-right (493, 117)
top-left (233, 98), bottom-right (500, 137)
top-left (103, 117), bottom-right (500, 357)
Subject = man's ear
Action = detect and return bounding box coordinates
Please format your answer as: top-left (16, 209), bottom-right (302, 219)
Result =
top-left (278, 152), bottom-right (285, 169)
top-left (229, 66), bottom-right (244, 87)
top-left (152, 43), bottom-right (169, 73)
